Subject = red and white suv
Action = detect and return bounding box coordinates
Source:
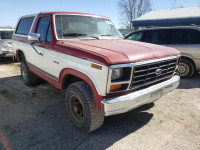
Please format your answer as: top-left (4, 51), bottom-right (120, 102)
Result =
top-left (13, 12), bottom-right (180, 132)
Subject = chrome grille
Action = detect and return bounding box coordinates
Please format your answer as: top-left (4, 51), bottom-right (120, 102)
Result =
top-left (130, 58), bottom-right (178, 89)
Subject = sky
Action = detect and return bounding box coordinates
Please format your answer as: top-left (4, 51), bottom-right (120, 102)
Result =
top-left (0, 0), bottom-right (200, 28)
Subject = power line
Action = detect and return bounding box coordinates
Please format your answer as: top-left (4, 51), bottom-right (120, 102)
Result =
top-left (171, 0), bottom-right (177, 9)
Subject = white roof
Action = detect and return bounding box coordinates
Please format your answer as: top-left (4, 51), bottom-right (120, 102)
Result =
top-left (0, 29), bottom-right (14, 31)
top-left (135, 7), bottom-right (200, 21)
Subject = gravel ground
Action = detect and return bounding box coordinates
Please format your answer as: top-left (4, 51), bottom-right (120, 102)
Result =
top-left (0, 58), bottom-right (200, 150)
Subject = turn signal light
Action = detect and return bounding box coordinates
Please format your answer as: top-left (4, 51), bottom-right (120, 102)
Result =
top-left (110, 84), bottom-right (122, 92)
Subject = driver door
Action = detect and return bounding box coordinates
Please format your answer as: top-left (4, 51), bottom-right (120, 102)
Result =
top-left (30, 16), bottom-right (53, 77)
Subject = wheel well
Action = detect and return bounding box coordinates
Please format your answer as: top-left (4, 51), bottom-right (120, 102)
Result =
top-left (63, 74), bottom-right (83, 89)
top-left (180, 56), bottom-right (196, 70)
top-left (17, 50), bottom-right (24, 61)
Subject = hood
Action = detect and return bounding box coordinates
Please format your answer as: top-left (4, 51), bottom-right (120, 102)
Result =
top-left (60, 39), bottom-right (179, 65)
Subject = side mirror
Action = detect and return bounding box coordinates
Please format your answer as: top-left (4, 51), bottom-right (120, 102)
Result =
top-left (28, 33), bottom-right (40, 42)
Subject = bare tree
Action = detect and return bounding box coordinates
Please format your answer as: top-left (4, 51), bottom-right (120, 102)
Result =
top-left (117, 0), bottom-right (152, 28)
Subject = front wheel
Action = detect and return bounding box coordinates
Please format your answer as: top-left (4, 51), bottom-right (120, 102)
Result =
top-left (177, 59), bottom-right (195, 79)
top-left (65, 81), bottom-right (104, 132)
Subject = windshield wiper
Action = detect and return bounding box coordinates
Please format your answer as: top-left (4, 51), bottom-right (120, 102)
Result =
top-left (63, 33), bottom-right (87, 37)
top-left (88, 35), bottom-right (99, 40)
top-left (63, 33), bottom-right (99, 39)
top-left (63, 33), bottom-right (99, 40)
top-left (101, 34), bottom-right (115, 36)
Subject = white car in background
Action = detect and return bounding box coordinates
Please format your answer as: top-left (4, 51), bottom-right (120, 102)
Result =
top-left (0, 29), bottom-right (14, 57)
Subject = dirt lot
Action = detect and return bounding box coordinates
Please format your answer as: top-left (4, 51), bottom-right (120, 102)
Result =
top-left (0, 58), bottom-right (200, 150)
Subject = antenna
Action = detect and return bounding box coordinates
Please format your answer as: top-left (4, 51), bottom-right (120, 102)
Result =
top-left (171, 0), bottom-right (177, 9)
top-left (60, 0), bottom-right (63, 40)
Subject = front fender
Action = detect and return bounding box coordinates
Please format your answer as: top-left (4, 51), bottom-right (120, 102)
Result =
top-left (58, 68), bottom-right (104, 111)
top-left (181, 53), bottom-right (195, 60)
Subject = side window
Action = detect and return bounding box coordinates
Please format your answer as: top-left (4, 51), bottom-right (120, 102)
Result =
top-left (126, 32), bottom-right (143, 41)
top-left (46, 25), bottom-right (52, 42)
top-left (16, 17), bottom-right (34, 35)
top-left (184, 29), bottom-right (200, 44)
top-left (158, 30), bottom-right (169, 44)
top-left (143, 30), bottom-right (159, 44)
top-left (36, 17), bottom-right (51, 42)
top-left (169, 29), bottom-right (185, 44)
top-left (169, 29), bottom-right (200, 45)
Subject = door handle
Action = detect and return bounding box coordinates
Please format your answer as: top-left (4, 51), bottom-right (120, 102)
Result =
top-left (31, 44), bottom-right (43, 56)
top-left (39, 52), bottom-right (43, 56)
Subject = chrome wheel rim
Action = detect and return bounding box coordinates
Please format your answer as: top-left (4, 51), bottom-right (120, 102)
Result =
top-left (70, 95), bottom-right (84, 122)
top-left (177, 63), bottom-right (189, 77)
top-left (21, 64), bottom-right (28, 80)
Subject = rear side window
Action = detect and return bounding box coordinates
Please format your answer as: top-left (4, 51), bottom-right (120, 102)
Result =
top-left (143, 30), bottom-right (169, 45)
top-left (126, 32), bottom-right (144, 41)
top-left (157, 30), bottom-right (169, 44)
top-left (36, 17), bottom-right (51, 42)
top-left (143, 30), bottom-right (159, 44)
top-left (169, 29), bottom-right (200, 44)
top-left (16, 17), bottom-right (34, 35)
top-left (169, 30), bottom-right (185, 44)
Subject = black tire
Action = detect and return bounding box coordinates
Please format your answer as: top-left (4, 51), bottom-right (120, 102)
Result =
top-left (20, 59), bottom-right (40, 86)
top-left (65, 81), bottom-right (104, 132)
top-left (177, 59), bottom-right (195, 79)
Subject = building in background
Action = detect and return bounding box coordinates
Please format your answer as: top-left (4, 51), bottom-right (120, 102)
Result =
top-left (0, 26), bottom-right (13, 29)
top-left (132, 7), bottom-right (200, 29)
top-left (118, 28), bottom-right (135, 37)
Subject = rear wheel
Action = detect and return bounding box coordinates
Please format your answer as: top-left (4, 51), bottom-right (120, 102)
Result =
top-left (65, 81), bottom-right (104, 132)
top-left (177, 59), bottom-right (195, 79)
top-left (21, 59), bottom-right (40, 86)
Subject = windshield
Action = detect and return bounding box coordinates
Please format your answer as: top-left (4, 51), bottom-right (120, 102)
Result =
top-left (55, 15), bottom-right (122, 39)
top-left (0, 31), bottom-right (14, 39)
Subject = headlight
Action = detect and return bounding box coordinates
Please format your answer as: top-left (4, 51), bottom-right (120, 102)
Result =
top-left (108, 66), bottom-right (132, 93)
top-left (111, 68), bottom-right (123, 80)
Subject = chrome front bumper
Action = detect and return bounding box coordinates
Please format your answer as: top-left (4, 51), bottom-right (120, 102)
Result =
top-left (102, 75), bottom-right (180, 116)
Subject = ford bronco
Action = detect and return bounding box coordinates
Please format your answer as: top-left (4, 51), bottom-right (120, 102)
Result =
top-left (13, 12), bottom-right (180, 132)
